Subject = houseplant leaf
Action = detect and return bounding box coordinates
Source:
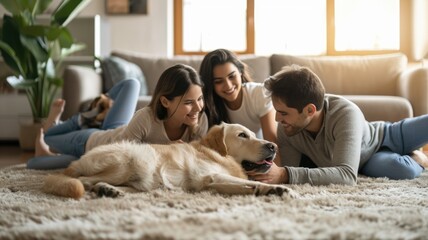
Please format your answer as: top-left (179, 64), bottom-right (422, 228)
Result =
top-left (32, 0), bottom-right (54, 15)
top-left (5, 75), bottom-right (36, 89)
top-left (21, 24), bottom-right (64, 42)
top-left (56, 27), bottom-right (74, 48)
top-left (52, 0), bottom-right (91, 26)
top-left (61, 43), bottom-right (86, 57)
top-left (0, 15), bottom-right (28, 77)
top-left (1, 0), bottom-right (87, 125)
top-left (20, 34), bottom-right (49, 62)
top-left (0, 0), bottom-right (53, 15)
top-left (0, 41), bottom-right (26, 76)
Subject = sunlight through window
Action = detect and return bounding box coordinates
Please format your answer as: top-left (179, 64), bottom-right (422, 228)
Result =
top-left (255, 0), bottom-right (326, 55)
top-left (182, 0), bottom-right (247, 52)
top-left (335, 0), bottom-right (400, 51)
top-left (177, 0), bottom-right (402, 55)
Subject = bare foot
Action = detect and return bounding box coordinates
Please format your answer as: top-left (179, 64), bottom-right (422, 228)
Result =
top-left (43, 99), bottom-right (65, 132)
top-left (35, 128), bottom-right (56, 157)
top-left (411, 150), bottom-right (428, 169)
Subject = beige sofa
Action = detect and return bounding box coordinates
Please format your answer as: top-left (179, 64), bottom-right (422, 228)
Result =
top-left (62, 51), bottom-right (428, 123)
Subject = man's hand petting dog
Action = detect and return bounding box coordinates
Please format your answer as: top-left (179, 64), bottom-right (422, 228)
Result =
top-left (247, 163), bottom-right (289, 184)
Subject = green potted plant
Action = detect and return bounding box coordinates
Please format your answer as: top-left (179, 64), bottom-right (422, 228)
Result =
top-left (0, 0), bottom-right (90, 149)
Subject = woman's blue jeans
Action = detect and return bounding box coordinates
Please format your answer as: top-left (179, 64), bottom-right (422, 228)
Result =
top-left (27, 78), bottom-right (140, 169)
top-left (360, 114), bottom-right (428, 180)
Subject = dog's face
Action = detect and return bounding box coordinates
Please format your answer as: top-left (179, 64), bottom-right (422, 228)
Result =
top-left (93, 94), bottom-right (114, 122)
top-left (202, 123), bottom-right (277, 173)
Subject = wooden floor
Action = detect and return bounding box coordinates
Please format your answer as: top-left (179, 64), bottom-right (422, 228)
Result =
top-left (1, 141), bottom-right (428, 169)
top-left (0, 141), bottom-right (34, 169)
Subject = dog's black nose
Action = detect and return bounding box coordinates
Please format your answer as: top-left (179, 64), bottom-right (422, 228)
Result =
top-left (264, 143), bottom-right (276, 153)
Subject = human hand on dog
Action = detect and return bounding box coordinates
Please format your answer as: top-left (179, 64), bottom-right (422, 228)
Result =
top-left (247, 163), bottom-right (289, 184)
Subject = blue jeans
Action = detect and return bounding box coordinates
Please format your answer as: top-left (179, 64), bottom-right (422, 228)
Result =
top-left (27, 78), bottom-right (140, 170)
top-left (360, 114), bottom-right (428, 180)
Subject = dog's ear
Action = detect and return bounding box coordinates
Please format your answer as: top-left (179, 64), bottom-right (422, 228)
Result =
top-left (201, 125), bottom-right (228, 156)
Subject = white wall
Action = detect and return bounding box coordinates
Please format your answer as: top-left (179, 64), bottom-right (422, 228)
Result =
top-left (0, 0), bottom-right (173, 57)
top-left (79, 0), bottom-right (172, 57)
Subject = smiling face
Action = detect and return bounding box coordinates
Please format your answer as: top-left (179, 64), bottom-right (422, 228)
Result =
top-left (162, 84), bottom-right (204, 127)
top-left (272, 96), bottom-right (312, 137)
top-left (212, 62), bottom-right (243, 109)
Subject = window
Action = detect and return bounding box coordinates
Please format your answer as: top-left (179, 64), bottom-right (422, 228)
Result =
top-left (174, 0), bottom-right (252, 55)
top-left (174, 0), bottom-right (405, 56)
top-left (333, 0), bottom-right (400, 52)
top-left (181, 0), bottom-right (247, 53)
top-left (254, 0), bottom-right (326, 55)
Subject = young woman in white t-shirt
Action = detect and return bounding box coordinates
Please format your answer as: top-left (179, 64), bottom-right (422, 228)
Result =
top-left (27, 64), bottom-right (208, 169)
top-left (199, 48), bottom-right (277, 143)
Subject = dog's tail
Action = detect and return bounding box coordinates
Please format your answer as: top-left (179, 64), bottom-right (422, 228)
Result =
top-left (42, 174), bottom-right (85, 199)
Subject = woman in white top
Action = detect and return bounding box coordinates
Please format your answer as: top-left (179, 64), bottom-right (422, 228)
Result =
top-left (28, 64), bottom-right (208, 169)
top-left (199, 48), bottom-right (277, 143)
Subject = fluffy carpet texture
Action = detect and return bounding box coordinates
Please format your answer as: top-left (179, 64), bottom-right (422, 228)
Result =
top-left (0, 164), bottom-right (427, 240)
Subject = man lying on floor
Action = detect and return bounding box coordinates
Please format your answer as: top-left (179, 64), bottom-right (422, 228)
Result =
top-left (248, 65), bottom-right (428, 185)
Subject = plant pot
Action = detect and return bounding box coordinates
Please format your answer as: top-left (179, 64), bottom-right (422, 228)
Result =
top-left (19, 122), bottom-right (43, 151)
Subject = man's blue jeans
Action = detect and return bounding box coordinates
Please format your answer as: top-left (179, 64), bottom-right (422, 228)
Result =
top-left (360, 114), bottom-right (428, 179)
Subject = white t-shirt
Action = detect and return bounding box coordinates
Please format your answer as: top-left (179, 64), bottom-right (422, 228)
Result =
top-left (86, 106), bottom-right (209, 152)
top-left (226, 82), bottom-right (274, 138)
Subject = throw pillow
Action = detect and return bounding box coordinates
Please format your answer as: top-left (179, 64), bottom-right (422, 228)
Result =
top-left (101, 56), bottom-right (148, 96)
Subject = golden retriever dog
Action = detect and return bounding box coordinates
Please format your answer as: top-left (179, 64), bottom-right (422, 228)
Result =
top-left (43, 123), bottom-right (296, 199)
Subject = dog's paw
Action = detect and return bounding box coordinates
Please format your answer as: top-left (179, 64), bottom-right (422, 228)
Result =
top-left (92, 182), bottom-right (124, 198)
top-left (254, 184), bottom-right (297, 198)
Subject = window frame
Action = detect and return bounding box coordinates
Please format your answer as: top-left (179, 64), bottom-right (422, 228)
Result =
top-left (174, 0), bottom-right (254, 55)
top-left (174, 0), bottom-right (410, 56)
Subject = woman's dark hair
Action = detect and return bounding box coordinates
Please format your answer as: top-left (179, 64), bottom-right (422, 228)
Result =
top-left (149, 64), bottom-right (203, 120)
top-left (199, 49), bottom-right (253, 127)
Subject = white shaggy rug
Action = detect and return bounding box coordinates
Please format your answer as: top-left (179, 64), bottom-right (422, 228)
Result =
top-left (1, 164), bottom-right (427, 240)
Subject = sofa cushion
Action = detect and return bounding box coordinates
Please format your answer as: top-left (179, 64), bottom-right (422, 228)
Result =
top-left (111, 51), bottom-right (203, 95)
top-left (344, 95), bottom-right (413, 122)
top-left (270, 53), bottom-right (407, 96)
top-left (111, 51), bottom-right (271, 95)
top-left (237, 55), bottom-right (271, 83)
top-left (101, 56), bottom-right (148, 96)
